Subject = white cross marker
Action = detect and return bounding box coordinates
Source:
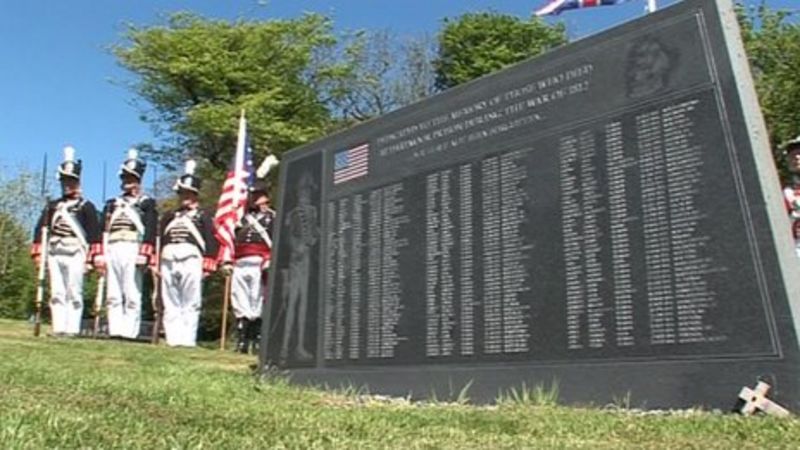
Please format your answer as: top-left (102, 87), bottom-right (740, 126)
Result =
top-left (738, 381), bottom-right (791, 417)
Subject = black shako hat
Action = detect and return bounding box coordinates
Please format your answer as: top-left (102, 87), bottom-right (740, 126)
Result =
top-left (784, 135), bottom-right (800, 155)
top-left (249, 180), bottom-right (270, 197)
top-left (57, 146), bottom-right (82, 180)
top-left (173, 159), bottom-right (202, 193)
top-left (119, 148), bottom-right (146, 180)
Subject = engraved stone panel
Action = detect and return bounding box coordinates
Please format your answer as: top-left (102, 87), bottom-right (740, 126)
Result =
top-left (263, 0), bottom-right (800, 410)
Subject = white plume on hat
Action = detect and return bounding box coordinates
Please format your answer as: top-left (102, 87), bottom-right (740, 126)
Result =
top-left (58, 145), bottom-right (81, 180)
top-left (63, 146), bottom-right (76, 162)
top-left (127, 148), bottom-right (138, 160)
top-left (256, 154), bottom-right (280, 178)
top-left (185, 159), bottom-right (196, 175)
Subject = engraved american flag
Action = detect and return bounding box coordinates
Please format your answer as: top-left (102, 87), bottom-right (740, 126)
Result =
top-left (333, 143), bottom-right (369, 185)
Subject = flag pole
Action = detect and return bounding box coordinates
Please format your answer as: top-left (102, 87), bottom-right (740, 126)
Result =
top-left (220, 275), bottom-right (231, 350)
top-left (219, 109), bottom-right (247, 350)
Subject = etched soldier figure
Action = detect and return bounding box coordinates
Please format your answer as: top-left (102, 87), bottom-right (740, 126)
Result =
top-left (221, 181), bottom-right (275, 354)
top-left (280, 171), bottom-right (318, 361)
top-left (98, 149), bottom-right (158, 339)
top-left (783, 136), bottom-right (800, 258)
top-left (159, 160), bottom-right (218, 347)
top-left (31, 146), bottom-right (102, 336)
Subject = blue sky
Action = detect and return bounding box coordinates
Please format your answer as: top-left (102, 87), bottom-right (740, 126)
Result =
top-left (0, 0), bottom-right (795, 203)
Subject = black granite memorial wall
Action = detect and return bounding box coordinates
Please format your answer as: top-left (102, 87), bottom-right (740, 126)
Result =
top-left (261, 0), bottom-right (800, 410)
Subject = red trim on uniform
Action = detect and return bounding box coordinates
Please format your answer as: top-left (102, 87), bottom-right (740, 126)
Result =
top-left (203, 257), bottom-right (217, 273)
top-left (89, 243), bottom-right (103, 263)
top-left (139, 243), bottom-right (154, 257)
top-left (234, 243), bottom-right (270, 260)
top-left (785, 186), bottom-right (800, 239)
top-left (31, 243), bottom-right (42, 258)
top-left (138, 243), bottom-right (154, 266)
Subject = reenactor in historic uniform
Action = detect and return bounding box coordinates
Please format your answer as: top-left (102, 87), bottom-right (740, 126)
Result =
top-left (97, 149), bottom-right (158, 339)
top-left (31, 146), bottom-right (102, 336)
top-left (159, 160), bottom-right (218, 347)
top-left (783, 135), bottom-right (800, 259)
top-left (220, 180), bottom-right (275, 354)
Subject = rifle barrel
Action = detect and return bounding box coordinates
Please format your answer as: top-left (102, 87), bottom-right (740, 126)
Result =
top-left (34, 152), bottom-right (49, 337)
top-left (33, 225), bottom-right (49, 337)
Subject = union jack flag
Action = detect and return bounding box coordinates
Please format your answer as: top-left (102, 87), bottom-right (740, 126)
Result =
top-left (535, 0), bottom-right (629, 16)
top-left (333, 143), bottom-right (370, 185)
top-left (213, 112), bottom-right (254, 263)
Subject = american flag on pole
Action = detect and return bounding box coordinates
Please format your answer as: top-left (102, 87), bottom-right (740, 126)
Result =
top-left (213, 111), bottom-right (254, 263)
top-left (535, 0), bottom-right (629, 16)
top-left (333, 143), bottom-right (370, 185)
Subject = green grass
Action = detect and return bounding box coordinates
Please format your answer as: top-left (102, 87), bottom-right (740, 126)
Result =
top-left (1, 319), bottom-right (799, 449)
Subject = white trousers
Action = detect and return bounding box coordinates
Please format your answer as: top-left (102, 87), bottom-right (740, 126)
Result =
top-left (48, 249), bottom-right (86, 335)
top-left (231, 256), bottom-right (266, 320)
top-left (161, 254), bottom-right (203, 347)
top-left (106, 242), bottom-right (144, 339)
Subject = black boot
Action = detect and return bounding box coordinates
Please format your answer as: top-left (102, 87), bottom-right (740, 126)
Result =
top-left (248, 318), bottom-right (262, 355)
top-left (235, 318), bottom-right (249, 354)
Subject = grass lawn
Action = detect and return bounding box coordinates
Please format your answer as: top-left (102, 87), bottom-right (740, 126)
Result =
top-left (1, 318), bottom-right (799, 449)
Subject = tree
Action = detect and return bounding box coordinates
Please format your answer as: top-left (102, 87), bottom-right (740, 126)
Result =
top-left (115, 13), bottom-right (361, 341)
top-left (0, 168), bottom-right (40, 319)
top-left (737, 2), bottom-right (800, 180)
top-left (114, 12), bottom-right (355, 172)
top-left (433, 12), bottom-right (567, 90)
top-left (0, 167), bottom-right (40, 232)
top-left (333, 30), bottom-right (438, 121)
top-left (0, 215), bottom-right (35, 319)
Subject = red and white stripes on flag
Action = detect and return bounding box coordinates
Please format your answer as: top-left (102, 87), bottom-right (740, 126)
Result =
top-left (535, 0), bottom-right (630, 16)
top-left (333, 143), bottom-right (370, 185)
top-left (213, 112), bottom-right (254, 263)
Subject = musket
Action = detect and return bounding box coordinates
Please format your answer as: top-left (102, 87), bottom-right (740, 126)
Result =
top-left (93, 162), bottom-right (108, 337)
top-left (92, 272), bottom-right (106, 337)
top-left (151, 166), bottom-right (163, 345)
top-left (33, 153), bottom-right (49, 337)
top-left (150, 233), bottom-right (162, 344)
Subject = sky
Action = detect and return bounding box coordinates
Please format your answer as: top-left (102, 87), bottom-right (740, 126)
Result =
top-left (0, 0), bottom-right (797, 204)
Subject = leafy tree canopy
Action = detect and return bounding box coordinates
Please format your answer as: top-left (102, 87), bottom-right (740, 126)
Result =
top-left (737, 2), bottom-right (800, 180)
top-left (114, 12), bottom-right (353, 172)
top-left (434, 12), bottom-right (567, 90)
